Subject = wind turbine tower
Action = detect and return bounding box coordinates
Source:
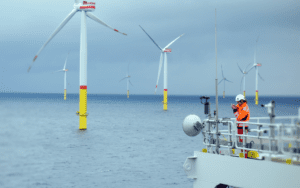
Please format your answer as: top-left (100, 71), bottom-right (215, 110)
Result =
top-left (54, 53), bottom-right (69, 100)
top-left (238, 62), bottom-right (254, 99)
top-left (255, 64), bottom-right (263, 105)
top-left (28, 1), bottom-right (127, 130)
top-left (120, 63), bottom-right (133, 98)
top-left (139, 25), bottom-right (184, 111)
top-left (248, 36), bottom-right (264, 105)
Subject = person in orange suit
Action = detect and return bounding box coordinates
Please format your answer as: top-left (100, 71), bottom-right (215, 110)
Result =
top-left (232, 94), bottom-right (250, 157)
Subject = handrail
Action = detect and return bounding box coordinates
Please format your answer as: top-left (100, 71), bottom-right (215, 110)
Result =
top-left (201, 115), bottom-right (300, 161)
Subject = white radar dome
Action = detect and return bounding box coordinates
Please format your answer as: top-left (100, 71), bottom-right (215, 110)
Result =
top-left (182, 114), bottom-right (202, 137)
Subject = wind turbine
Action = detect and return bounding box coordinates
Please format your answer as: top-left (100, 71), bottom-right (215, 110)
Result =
top-left (247, 36), bottom-right (264, 105)
top-left (237, 62), bottom-right (253, 99)
top-left (27, 1), bottom-right (127, 130)
top-left (119, 63), bottom-right (133, 98)
top-left (139, 25), bottom-right (184, 111)
top-left (53, 53), bottom-right (70, 100)
top-left (218, 65), bottom-right (233, 98)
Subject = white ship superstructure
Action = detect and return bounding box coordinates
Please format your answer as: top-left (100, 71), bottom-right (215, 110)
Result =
top-left (182, 100), bottom-right (300, 188)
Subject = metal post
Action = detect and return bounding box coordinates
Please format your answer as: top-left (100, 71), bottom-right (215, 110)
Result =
top-left (215, 8), bottom-right (219, 154)
top-left (215, 9), bottom-right (218, 121)
top-left (243, 123), bottom-right (246, 157)
top-left (228, 121), bottom-right (233, 155)
top-left (297, 125), bottom-right (300, 161)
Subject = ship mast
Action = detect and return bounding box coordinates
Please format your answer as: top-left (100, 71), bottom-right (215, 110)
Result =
top-left (215, 8), bottom-right (220, 153)
top-left (215, 8), bottom-right (218, 121)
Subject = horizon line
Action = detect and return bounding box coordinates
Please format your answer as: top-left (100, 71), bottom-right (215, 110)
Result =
top-left (0, 92), bottom-right (299, 97)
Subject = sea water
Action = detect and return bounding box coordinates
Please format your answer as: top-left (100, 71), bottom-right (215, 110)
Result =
top-left (0, 93), bottom-right (299, 188)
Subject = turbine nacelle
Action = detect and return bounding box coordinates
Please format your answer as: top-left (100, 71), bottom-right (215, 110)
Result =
top-left (163, 48), bottom-right (172, 53)
top-left (255, 63), bottom-right (262, 67)
top-left (74, 1), bottom-right (96, 11)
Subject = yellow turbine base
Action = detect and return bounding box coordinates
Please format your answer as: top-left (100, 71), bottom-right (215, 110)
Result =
top-left (223, 91), bottom-right (225, 98)
top-left (79, 88), bottom-right (87, 130)
top-left (243, 91), bottom-right (246, 99)
top-left (127, 90), bottom-right (129, 98)
top-left (64, 90), bottom-right (67, 100)
top-left (255, 91), bottom-right (258, 105)
top-left (163, 90), bottom-right (168, 111)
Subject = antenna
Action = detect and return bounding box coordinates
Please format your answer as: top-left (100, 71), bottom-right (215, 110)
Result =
top-left (215, 8), bottom-right (218, 121)
top-left (215, 8), bottom-right (220, 154)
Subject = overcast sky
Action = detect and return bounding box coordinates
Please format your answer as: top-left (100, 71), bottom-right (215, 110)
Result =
top-left (0, 0), bottom-right (299, 96)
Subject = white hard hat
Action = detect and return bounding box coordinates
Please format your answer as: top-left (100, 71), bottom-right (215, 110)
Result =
top-left (235, 94), bottom-right (245, 102)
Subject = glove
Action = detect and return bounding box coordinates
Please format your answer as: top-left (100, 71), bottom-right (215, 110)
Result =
top-left (231, 104), bottom-right (237, 109)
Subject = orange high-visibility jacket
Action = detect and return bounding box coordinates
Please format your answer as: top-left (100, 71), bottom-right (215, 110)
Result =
top-left (233, 101), bottom-right (250, 122)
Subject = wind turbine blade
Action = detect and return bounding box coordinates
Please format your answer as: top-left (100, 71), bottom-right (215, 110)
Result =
top-left (128, 63), bottom-right (130, 76)
top-left (155, 53), bottom-right (164, 94)
top-left (225, 79), bottom-right (233, 83)
top-left (218, 79), bottom-right (224, 85)
top-left (129, 80), bottom-right (133, 86)
top-left (119, 77), bottom-right (127, 82)
top-left (247, 65), bottom-right (255, 73)
top-left (245, 62), bottom-right (252, 72)
top-left (139, 25), bottom-right (162, 51)
top-left (221, 65), bottom-right (224, 78)
top-left (258, 72), bottom-right (264, 81)
top-left (64, 52), bottom-right (70, 70)
top-left (53, 69), bottom-right (64, 73)
top-left (254, 35), bottom-right (259, 65)
top-left (163, 33), bottom-right (184, 50)
top-left (28, 9), bottom-right (77, 72)
top-left (86, 12), bottom-right (127, 36)
top-left (237, 63), bottom-right (243, 74)
top-left (254, 50), bottom-right (257, 65)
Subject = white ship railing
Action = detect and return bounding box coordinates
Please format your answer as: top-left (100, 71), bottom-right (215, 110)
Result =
top-left (201, 114), bottom-right (300, 163)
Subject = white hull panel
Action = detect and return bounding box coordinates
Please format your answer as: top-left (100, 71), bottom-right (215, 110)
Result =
top-left (184, 151), bottom-right (300, 188)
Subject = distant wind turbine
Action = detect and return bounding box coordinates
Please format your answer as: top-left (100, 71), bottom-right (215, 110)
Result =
top-left (237, 62), bottom-right (254, 99)
top-left (27, 1), bottom-right (127, 130)
top-left (247, 36), bottom-right (264, 105)
top-left (120, 63), bottom-right (133, 98)
top-left (218, 65), bottom-right (233, 98)
top-left (53, 53), bottom-right (69, 100)
top-left (139, 25), bottom-right (184, 111)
